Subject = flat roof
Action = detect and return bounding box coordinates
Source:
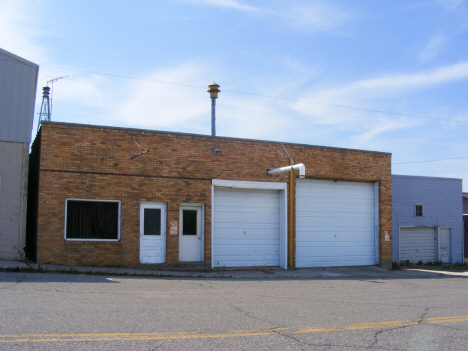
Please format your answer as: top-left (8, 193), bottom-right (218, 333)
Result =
top-left (392, 174), bottom-right (463, 182)
top-left (41, 121), bottom-right (391, 156)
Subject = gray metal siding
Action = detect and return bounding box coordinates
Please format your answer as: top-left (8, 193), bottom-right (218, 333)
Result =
top-left (392, 175), bottom-right (463, 263)
top-left (0, 48), bottom-right (38, 143)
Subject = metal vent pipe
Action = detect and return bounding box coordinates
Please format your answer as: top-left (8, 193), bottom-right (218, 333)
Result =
top-left (208, 82), bottom-right (220, 136)
top-left (267, 163), bottom-right (306, 178)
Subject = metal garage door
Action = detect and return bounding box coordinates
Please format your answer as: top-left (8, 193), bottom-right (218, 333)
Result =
top-left (213, 187), bottom-right (281, 268)
top-left (296, 179), bottom-right (377, 267)
top-left (399, 227), bottom-right (436, 263)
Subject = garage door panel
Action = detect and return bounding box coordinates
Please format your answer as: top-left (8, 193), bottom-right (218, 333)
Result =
top-left (216, 239), bottom-right (279, 246)
top-left (297, 242), bottom-right (374, 251)
top-left (216, 245), bottom-right (279, 255)
top-left (215, 258), bottom-right (280, 267)
top-left (214, 229), bottom-right (279, 237)
top-left (297, 217), bottom-right (374, 228)
top-left (214, 212), bottom-right (280, 221)
top-left (217, 231), bottom-right (279, 243)
top-left (399, 227), bottom-right (436, 263)
top-left (216, 203), bottom-right (280, 211)
top-left (297, 198), bottom-right (374, 206)
top-left (296, 179), bottom-right (376, 268)
top-left (298, 257), bottom-right (373, 267)
top-left (213, 187), bottom-right (281, 268)
top-left (297, 233), bottom-right (375, 243)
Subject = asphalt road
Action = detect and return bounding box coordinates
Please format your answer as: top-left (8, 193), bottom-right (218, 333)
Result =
top-left (1, 272), bottom-right (467, 350)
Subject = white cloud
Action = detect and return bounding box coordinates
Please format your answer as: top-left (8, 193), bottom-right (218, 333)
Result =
top-left (282, 2), bottom-right (352, 32)
top-left (345, 61), bottom-right (468, 91)
top-left (50, 75), bottom-right (110, 108)
top-left (437, 0), bottom-right (465, 10)
top-left (111, 62), bottom-right (210, 130)
top-left (0, 0), bottom-right (47, 63)
top-left (195, 0), bottom-right (262, 13)
top-left (192, 0), bottom-right (351, 33)
top-left (288, 61), bottom-right (468, 148)
top-left (350, 118), bottom-right (418, 150)
top-left (218, 96), bottom-right (290, 140)
top-left (293, 61), bottom-right (468, 126)
top-left (418, 34), bottom-right (447, 63)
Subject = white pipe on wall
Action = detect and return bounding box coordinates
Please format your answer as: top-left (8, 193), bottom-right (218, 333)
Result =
top-left (267, 163), bottom-right (305, 178)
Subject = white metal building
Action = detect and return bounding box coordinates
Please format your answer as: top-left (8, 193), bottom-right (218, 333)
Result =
top-left (0, 48), bottom-right (38, 259)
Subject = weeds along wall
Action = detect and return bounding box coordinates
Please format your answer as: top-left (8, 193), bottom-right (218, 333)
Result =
top-left (32, 122), bottom-right (392, 266)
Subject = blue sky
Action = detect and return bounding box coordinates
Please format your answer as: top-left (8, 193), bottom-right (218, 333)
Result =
top-left (2, 0), bottom-right (468, 190)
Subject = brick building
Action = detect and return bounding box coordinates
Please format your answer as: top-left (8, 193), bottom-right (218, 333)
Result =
top-left (27, 121), bottom-right (392, 269)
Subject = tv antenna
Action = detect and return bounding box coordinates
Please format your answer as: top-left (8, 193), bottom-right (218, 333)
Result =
top-left (47, 76), bottom-right (68, 118)
top-left (37, 76), bottom-right (68, 132)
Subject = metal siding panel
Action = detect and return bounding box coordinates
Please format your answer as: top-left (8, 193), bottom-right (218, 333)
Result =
top-left (213, 188), bottom-right (281, 267)
top-left (295, 179), bottom-right (376, 267)
top-left (392, 175), bottom-right (463, 263)
top-left (0, 50), bottom-right (38, 143)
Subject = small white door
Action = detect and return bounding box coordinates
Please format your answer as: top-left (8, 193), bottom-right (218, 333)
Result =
top-left (140, 203), bottom-right (166, 264)
top-left (439, 227), bottom-right (451, 264)
top-left (179, 205), bottom-right (203, 262)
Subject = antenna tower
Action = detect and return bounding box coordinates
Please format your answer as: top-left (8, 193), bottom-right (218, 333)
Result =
top-left (37, 86), bottom-right (51, 132)
top-left (37, 76), bottom-right (68, 132)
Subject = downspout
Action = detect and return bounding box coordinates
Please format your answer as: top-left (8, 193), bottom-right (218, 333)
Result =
top-left (288, 159), bottom-right (296, 267)
top-left (267, 162), bottom-right (305, 268)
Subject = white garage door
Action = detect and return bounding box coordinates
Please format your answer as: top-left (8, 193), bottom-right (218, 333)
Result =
top-left (213, 187), bottom-right (281, 268)
top-left (399, 227), bottom-right (436, 263)
top-left (296, 179), bottom-right (377, 267)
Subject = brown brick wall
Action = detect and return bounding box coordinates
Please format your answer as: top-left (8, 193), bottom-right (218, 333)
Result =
top-left (35, 122), bottom-right (392, 266)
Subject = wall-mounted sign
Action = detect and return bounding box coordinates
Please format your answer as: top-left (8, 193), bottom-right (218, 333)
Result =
top-left (385, 231), bottom-right (390, 242)
top-left (170, 221), bottom-right (178, 235)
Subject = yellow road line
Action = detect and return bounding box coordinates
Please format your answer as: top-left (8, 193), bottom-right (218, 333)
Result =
top-left (1, 316), bottom-right (467, 343)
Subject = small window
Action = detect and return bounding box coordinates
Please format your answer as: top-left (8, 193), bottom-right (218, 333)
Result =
top-left (144, 208), bottom-right (161, 235)
top-left (66, 199), bottom-right (120, 240)
top-left (182, 210), bottom-right (198, 235)
top-left (415, 204), bottom-right (424, 217)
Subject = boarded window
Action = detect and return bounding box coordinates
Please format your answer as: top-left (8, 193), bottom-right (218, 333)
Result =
top-left (66, 200), bottom-right (120, 240)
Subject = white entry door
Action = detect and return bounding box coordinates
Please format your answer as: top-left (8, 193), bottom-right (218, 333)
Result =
top-left (140, 203), bottom-right (166, 264)
top-left (179, 205), bottom-right (203, 262)
top-left (439, 227), bottom-right (451, 264)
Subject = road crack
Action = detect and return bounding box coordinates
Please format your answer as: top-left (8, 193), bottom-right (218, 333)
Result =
top-left (0, 275), bottom-right (26, 290)
top-left (369, 307), bottom-right (430, 349)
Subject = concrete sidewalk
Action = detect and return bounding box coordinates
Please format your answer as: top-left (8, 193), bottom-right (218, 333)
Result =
top-left (0, 259), bottom-right (466, 279)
